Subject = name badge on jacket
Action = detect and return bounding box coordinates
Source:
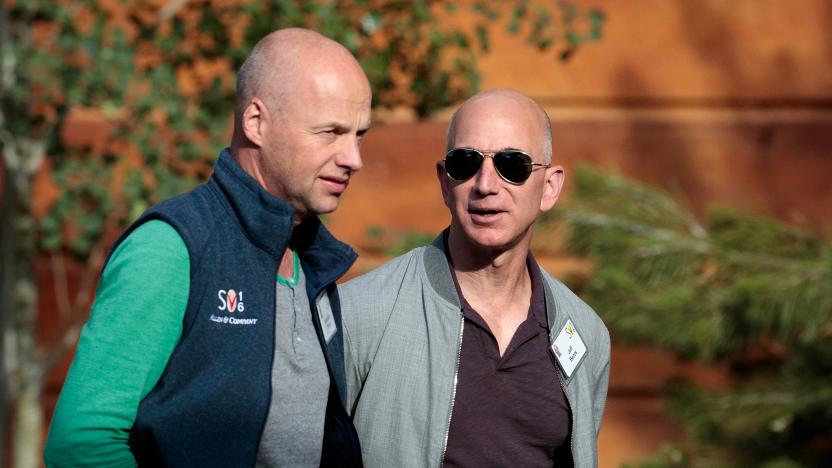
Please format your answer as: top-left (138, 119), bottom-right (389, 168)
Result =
top-left (551, 320), bottom-right (587, 379)
top-left (316, 293), bottom-right (338, 343)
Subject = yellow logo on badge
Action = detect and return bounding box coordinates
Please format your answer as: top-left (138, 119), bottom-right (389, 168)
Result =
top-left (566, 323), bottom-right (575, 338)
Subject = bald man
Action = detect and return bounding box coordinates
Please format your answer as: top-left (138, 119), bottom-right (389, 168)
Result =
top-left (45, 29), bottom-right (371, 467)
top-left (341, 89), bottom-right (610, 467)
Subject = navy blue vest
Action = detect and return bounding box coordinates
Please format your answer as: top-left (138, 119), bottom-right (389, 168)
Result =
top-left (111, 149), bottom-right (361, 466)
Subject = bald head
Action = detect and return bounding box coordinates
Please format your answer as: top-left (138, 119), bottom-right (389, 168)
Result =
top-left (446, 89), bottom-right (552, 164)
top-left (234, 28), bottom-right (369, 135)
top-left (229, 28), bottom-right (372, 222)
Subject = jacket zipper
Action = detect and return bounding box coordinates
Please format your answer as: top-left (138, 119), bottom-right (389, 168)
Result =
top-left (440, 313), bottom-right (465, 466)
top-left (555, 360), bottom-right (576, 468)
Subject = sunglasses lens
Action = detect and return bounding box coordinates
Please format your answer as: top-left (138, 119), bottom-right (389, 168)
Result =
top-left (494, 151), bottom-right (532, 184)
top-left (445, 149), bottom-right (482, 181)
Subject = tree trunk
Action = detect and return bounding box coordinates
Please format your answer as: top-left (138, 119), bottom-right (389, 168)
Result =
top-left (0, 160), bottom-right (10, 468)
top-left (1, 164), bottom-right (11, 468)
top-left (2, 135), bottom-right (45, 468)
top-left (1, 0), bottom-right (11, 462)
top-left (12, 376), bottom-right (42, 468)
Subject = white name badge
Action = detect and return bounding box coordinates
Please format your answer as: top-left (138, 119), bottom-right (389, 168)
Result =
top-left (316, 295), bottom-right (338, 344)
top-left (551, 320), bottom-right (587, 379)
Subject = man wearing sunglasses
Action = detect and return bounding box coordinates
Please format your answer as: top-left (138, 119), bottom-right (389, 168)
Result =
top-left (341, 89), bottom-right (610, 467)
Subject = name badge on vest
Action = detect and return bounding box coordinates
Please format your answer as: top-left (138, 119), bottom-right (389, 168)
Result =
top-left (316, 294), bottom-right (338, 344)
top-left (551, 320), bottom-right (587, 379)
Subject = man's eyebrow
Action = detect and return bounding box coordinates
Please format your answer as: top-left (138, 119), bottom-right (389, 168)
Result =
top-left (470, 146), bottom-right (526, 153)
top-left (313, 121), bottom-right (372, 132)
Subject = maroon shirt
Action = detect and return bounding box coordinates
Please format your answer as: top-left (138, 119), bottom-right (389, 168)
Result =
top-left (443, 254), bottom-right (570, 467)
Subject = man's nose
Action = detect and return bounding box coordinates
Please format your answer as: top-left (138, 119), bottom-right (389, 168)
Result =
top-left (338, 136), bottom-right (363, 172)
top-left (473, 157), bottom-right (500, 194)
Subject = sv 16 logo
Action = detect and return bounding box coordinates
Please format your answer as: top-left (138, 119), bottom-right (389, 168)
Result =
top-left (218, 289), bottom-right (245, 313)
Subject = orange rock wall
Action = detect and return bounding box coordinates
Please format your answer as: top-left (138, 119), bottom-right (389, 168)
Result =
top-left (477, 0), bottom-right (832, 101)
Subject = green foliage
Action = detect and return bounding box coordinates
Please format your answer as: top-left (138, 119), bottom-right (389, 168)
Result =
top-left (3, 0), bottom-right (604, 260)
top-left (549, 165), bottom-right (831, 359)
top-left (547, 165), bottom-right (832, 467)
top-left (366, 226), bottom-right (434, 257)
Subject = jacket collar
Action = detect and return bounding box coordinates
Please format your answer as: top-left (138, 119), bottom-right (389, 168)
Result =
top-left (423, 229), bottom-right (563, 332)
top-left (294, 218), bottom-right (357, 293)
top-left (424, 232), bottom-right (460, 307)
top-left (211, 148), bottom-right (356, 282)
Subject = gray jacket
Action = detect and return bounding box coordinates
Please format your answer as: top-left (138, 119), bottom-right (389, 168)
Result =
top-left (341, 236), bottom-right (610, 467)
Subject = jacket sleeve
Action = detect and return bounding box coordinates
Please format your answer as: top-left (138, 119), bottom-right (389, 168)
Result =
top-left (592, 325), bottom-right (611, 436)
top-left (339, 252), bottom-right (416, 415)
top-left (341, 300), bottom-right (358, 414)
top-left (43, 221), bottom-right (189, 467)
top-left (340, 279), bottom-right (371, 415)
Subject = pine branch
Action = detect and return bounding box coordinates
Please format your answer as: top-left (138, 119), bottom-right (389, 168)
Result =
top-left (550, 165), bottom-right (832, 359)
top-left (550, 165), bottom-right (832, 466)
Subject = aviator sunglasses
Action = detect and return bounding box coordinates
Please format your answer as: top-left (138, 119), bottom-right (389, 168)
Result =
top-left (444, 148), bottom-right (549, 185)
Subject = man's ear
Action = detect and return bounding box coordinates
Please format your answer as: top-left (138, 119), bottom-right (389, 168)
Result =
top-left (241, 97), bottom-right (268, 147)
top-left (436, 161), bottom-right (452, 208)
top-left (540, 165), bottom-right (565, 212)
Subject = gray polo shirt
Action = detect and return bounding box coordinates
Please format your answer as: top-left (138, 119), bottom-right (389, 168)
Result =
top-left (256, 256), bottom-right (330, 467)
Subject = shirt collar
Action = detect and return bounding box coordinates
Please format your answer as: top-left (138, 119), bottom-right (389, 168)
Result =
top-left (441, 230), bottom-right (546, 327)
top-left (211, 148), bottom-right (356, 283)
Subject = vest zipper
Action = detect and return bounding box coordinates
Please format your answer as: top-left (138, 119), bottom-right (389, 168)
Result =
top-left (440, 313), bottom-right (465, 466)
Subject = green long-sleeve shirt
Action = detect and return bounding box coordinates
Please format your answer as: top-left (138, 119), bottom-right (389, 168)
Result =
top-left (44, 220), bottom-right (189, 467)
